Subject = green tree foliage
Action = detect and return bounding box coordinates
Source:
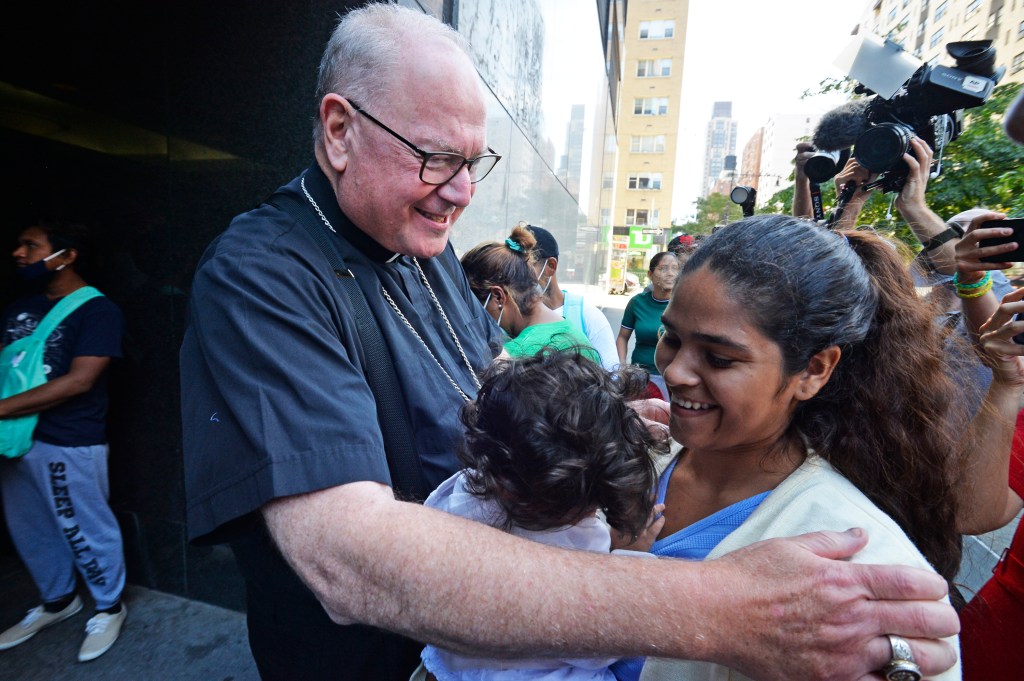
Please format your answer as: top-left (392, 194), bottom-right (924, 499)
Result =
top-left (766, 82), bottom-right (1024, 246)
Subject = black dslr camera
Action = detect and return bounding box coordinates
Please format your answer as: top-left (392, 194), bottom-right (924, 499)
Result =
top-left (852, 40), bottom-right (1003, 193)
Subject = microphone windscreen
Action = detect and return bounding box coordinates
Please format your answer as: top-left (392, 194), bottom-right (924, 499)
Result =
top-left (812, 99), bottom-right (871, 151)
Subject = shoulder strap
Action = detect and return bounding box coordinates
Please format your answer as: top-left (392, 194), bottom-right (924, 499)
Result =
top-left (561, 290), bottom-right (586, 335)
top-left (32, 287), bottom-right (104, 342)
top-left (267, 188), bottom-right (428, 500)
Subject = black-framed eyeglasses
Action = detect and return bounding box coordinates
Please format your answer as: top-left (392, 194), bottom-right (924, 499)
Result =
top-left (348, 101), bottom-right (501, 185)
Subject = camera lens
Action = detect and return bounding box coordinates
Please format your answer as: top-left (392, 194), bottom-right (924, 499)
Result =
top-left (729, 186), bottom-right (752, 204)
top-left (804, 150), bottom-right (843, 183)
top-left (854, 123), bottom-right (913, 172)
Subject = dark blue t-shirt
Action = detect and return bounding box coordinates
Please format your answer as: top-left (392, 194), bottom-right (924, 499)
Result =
top-left (2, 293), bottom-right (124, 446)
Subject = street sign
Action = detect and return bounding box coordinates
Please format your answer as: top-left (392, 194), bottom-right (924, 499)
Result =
top-left (641, 228), bottom-right (663, 235)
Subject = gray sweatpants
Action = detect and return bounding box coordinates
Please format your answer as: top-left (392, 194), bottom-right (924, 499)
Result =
top-left (0, 441), bottom-right (125, 610)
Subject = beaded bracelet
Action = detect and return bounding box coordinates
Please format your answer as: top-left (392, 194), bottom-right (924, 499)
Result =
top-left (953, 271), bottom-right (992, 290)
top-left (956, 275), bottom-right (994, 299)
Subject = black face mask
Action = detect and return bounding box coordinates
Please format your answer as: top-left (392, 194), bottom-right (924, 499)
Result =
top-left (14, 249), bottom-right (66, 283)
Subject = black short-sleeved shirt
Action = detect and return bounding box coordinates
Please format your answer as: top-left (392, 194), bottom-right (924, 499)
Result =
top-left (1, 293), bottom-right (124, 446)
top-left (181, 165), bottom-right (502, 542)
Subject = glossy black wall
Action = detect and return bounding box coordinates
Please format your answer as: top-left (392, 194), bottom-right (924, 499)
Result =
top-left (0, 0), bottom-right (369, 610)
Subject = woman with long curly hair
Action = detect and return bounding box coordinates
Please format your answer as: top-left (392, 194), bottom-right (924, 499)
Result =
top-left (630, 214), bottom-right (968, 681)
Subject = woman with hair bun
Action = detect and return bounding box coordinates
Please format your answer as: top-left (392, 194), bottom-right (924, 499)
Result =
top-left (461, 225), bottom-right (598, 362)
top-left (626, 214), bottom-right (979, 681)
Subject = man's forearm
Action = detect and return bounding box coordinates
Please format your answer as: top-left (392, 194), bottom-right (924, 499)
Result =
top-left (900, 203), bottom-right (958, 273)
top-left (265, 482), bottom-right (712, 659)
top-left (792, 177), bottom-right (813, 219)
top-left (0, 372), bottom-right (92, 419)
top-left (263, 481), bottom-right (958, 680)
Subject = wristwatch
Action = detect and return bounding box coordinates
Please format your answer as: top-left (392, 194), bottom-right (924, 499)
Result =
top-left (922, 222), bottom-right (965, 251)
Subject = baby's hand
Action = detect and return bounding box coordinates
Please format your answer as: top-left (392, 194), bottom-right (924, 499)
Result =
top-left (610, 503), bottom-right (665, 552)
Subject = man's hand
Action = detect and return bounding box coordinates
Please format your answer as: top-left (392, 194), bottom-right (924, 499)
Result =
top-left (792, 143), bottom-right (815, 219)
top-left (793, 142), bottom-right (815, 179)
top-left (695, 529), bottom-right (958, 680)
top-left (954, 211), bottom-right (1014, 281)
top-left (829, 157), bottom-right (876, 230)
top-left (894, 136), bottom-right (934, 217)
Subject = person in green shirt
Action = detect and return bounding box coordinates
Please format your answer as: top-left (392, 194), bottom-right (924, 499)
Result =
top-left (616, 251), bottom-right (679, 399)
top-left (461, 225), bottom-right (599, 363)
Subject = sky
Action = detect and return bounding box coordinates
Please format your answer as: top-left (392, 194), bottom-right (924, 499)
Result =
top-left (540, 0), bottom-right (871, 223)
top-left (672, 0), bottom-right (869, 219)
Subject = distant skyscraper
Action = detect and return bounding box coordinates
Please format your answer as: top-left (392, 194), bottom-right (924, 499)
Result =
top-left (557, 104), bottom-right (585, 200)
top-left (701, 101), bottom-right (739, 197)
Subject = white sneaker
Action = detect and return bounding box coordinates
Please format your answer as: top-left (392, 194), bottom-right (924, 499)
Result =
top-left (77, 603), bottom-right (127, 662)
top-left (0, 596), bottom-right (83, 650)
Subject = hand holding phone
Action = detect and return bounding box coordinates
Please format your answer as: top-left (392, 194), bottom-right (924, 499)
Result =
top-left (979, 218), bottom-right (1024, 263)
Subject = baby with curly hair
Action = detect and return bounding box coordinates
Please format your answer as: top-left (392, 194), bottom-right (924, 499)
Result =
top-left (415, 350), bottom-right (664, 681)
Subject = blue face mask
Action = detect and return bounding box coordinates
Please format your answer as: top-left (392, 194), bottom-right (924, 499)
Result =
top-left (14, 249), bottom-right (66, 282)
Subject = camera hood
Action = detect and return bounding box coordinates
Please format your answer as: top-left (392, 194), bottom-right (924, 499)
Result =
top-left (834, 33), bottom-right (922, 99)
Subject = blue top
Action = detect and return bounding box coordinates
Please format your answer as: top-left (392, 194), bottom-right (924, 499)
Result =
top-left (611, 455), bottom-right (768, 681)
top-left (2, 293), bottom-right (123, 446)
top-left (649, 456), bottom-right (769, 560)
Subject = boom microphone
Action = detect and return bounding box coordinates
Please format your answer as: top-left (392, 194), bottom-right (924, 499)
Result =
top-left (812, 98), bottom-right (871, 151)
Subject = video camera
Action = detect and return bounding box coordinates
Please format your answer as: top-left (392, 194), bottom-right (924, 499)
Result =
top-left (814, 35), bottom-right (1003, 194)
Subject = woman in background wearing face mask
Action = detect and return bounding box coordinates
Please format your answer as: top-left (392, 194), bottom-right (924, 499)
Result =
top-left (0, 221), bottom-right (129, 663)
top-left (616, 252), bottom-right (680, 400)
top-left (461, 225), bottom-right (599, 363)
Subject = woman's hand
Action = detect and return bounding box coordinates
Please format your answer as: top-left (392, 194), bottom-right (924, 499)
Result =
top-left (610, 503), bottom-right (665, 552)
top-left (977, 287), bottom-right (1024, 387)
top-left (954, 211), bottom-right (1014, 280)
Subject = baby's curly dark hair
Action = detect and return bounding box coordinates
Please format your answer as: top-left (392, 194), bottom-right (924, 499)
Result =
top-left (458, 350), bottom-right (663, 539)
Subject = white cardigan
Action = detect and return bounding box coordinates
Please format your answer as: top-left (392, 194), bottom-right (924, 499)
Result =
top-left (640, 454), bottom-right (961, 681)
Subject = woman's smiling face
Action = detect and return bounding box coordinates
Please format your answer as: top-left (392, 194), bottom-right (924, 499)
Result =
top-left (654, 266), bottom-right (814, 456)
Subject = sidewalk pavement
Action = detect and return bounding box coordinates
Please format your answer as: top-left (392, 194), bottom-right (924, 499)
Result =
top-left (0, 554), bottom-right (258, 681)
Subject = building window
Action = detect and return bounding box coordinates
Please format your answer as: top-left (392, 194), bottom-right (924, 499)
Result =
top-left (602, 173), bottom-right (615, 190)
top-left (965, 0), bottom-right (981, 18)
top-left (639, 20), bottom-right (674, 40)
top-left (1013, 51), bottom-right (1024, 73)
top-left (630, 135), bottom-right (666, 153)
top-left (962, 25), bottom-right (978, 40)
top-left (935, 0), bottom-right (948, 21)
top-left (930, 26), bottom-right (945, 48)
top-left (987, 7), bottom-right (1002, 28)
top-left (599, 208), bottom-right (611, 228)
top-left (888, 7), bottom-right (897, 22)
top-left (627, 173), bottom-right (663, 190)
top-left (637, 58), bottom-right (672, 77)
top-left (625, 209), bottom-right (649, 226)
top-left (633, 97), bottom-right (669, 116)
top-left (1018, 20), bottom-right (1024, 38)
